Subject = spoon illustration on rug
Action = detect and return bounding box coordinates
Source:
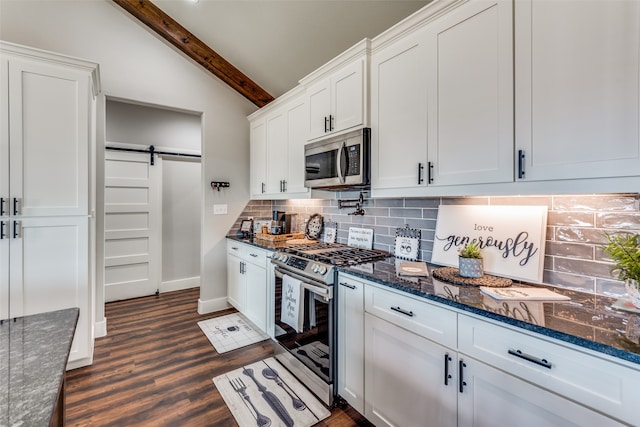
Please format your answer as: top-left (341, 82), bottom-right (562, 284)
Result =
top-left (262, 367), bottom-right (306, 411)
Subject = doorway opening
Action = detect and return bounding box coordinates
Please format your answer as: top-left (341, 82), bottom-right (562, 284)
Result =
top-left (104, 99), bottom-right (202, 302)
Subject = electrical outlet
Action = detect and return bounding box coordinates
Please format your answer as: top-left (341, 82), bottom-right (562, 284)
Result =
top-left (213, 204), bottom-right (227, 215)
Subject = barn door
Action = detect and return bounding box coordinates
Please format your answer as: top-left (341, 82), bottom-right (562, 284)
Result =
top-left (104, 151), bottom-right (161, 301)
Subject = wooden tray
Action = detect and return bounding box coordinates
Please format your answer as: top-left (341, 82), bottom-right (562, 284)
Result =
top-left (255, 232), bottom-right (304, 242)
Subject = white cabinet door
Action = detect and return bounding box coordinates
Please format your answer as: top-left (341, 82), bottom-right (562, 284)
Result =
top-left (265, 110), bottom-right (287, 195)
top-left (371, 27), bottom-right (429, 190)
top-left (226, 252), bottom-right (245, 312)
top-left (331, 59), bottom-right (364, 134)
top-left (457, 357), bottom-right (624, 427)
top-left (364, 313), bottom-right (457, 427)
top-left (9, 217), bottom-right (90, 363)
top-left (244, 261), bottom-right (267, 333)
top-left (250, 120), bottom-right (267, 198)
top-left (337, 275), bottom-right (365, 415)
top-left (8, 58), bottom-right (90, 217)
top-left (285, 97), bottom-right (309, 195)
top-left (307, 58), bottom-right (365, 140)
top-left (0, 58), bottom-right (7, 322)
top-left (307, 80), bottom-right (331, 140)
top-left (515, 0), bottom-right (640, 181)
top-left (426, 0), bottom-right (513, 186)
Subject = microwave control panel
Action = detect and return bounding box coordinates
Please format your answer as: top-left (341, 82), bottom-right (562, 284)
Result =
top-left (346, 145), bottom-right (360, 176)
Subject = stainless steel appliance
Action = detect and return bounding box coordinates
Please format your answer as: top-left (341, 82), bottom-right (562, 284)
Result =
top-left (271, 242), bottom-right (390, 406)
top-left (304, 128), bottom-right (370, 190)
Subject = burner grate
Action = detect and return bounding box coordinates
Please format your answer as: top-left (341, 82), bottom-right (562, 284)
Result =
top-left (283, 242), bottom-right (390, 266)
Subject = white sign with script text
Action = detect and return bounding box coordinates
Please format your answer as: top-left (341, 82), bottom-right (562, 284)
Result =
top-left (348, 227), bottom-right (374, 249)
top-left (432, 205), bottom-right (548, 283)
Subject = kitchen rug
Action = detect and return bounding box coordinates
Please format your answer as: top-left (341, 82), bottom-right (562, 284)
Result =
top-left (197, 313), bottom-right (269, 353)
top-left (213, 357), bottom-right (331, 427)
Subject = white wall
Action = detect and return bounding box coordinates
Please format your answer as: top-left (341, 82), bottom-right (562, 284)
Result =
top-left (0, 0), bottom-right (257, 329)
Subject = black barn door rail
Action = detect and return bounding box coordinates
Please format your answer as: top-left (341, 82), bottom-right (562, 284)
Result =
top-left (105, 145), bottom-right (201, 165)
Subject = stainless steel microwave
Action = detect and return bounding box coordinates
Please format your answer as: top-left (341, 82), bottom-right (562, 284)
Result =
top-left (304, 128), bottom-right (370, 190)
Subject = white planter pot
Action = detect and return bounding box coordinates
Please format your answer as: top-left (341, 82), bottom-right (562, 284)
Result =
top-left (626, 279), bottom-right (640, 308)
top-left (459, 257), bottom-right (483, 278)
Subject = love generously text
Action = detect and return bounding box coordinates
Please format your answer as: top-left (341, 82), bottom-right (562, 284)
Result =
top-left (436, 231), bottom-right (538, 266)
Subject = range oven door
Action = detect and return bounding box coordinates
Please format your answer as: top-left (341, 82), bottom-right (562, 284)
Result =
top-left (273, 266), bottom-right (335, 406)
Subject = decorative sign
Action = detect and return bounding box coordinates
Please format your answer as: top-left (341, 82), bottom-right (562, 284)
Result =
top-left (394, 225), bottom-right (421, 261)
top-left (322, 220), bottom-right (337, 243)
top-left (348, 227), bottom-right (374, 249)
top-left (432, 205), bottom-right (548, 283)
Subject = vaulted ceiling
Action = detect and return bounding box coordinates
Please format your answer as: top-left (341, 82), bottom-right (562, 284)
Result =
top-left (114, 0), bottom-right (430, 107)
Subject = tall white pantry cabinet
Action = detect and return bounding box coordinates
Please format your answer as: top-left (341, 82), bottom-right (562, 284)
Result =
top-left (0, 42), bottom-right (100, 369)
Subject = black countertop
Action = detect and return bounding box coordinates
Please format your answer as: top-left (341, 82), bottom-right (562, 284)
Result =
top-left (227, 236), bottom-right (640, 367)
top-left (0, 308), bottom-right (79, 426)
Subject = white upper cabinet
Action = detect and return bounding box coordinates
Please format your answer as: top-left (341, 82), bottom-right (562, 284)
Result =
top-left (426, 0), bottom-right (513, 186)
top-left (8, 57), bottom-right (92, 216)
top-left (371, 0), bottom-right (513, 195)
top-left (371, 26), bottom-right (429, 191)
top-left (302, 40), bottom-right (368, 141)
top-left (248, 87), bottom-right (310, 199)
top-left (250, 120), bottom-right (267, 197)
top-left (515, 0), bottom-right (640, 181)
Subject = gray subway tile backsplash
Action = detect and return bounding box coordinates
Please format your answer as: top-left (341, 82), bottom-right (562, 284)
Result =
top-left (237, 193), bottom-right (639, 298)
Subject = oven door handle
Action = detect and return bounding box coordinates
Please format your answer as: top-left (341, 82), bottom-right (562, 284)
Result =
top-left (274, 266), bottom-right (333, 300)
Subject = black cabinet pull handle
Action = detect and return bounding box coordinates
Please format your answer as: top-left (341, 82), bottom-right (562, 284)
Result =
top-left (428, 162), bottom-right (434, 184)
top-left (283, 180), bottom-right (287, 192)
top-left (324, 116), bottom-right (329, 133)
top-left (261, 182), bottom-right (265, 194)
top-left (339, 282), bottom-right (356, 290)
top-left (12, 220), bottom-right (21, 239)
top-left (508, 348), bottom-right (552, 369)
top-left (13, 197), bottom-right (20, 215)
top-left (517, 150), bottom-right (525, 179)
top-left (459, 360), bottom-right (467, 393)
top-left (0, 221), bottom-right (6, 240)
top-left (444, 353), bottom-right (452, 386)
top-left (0, 197), bottom-right (5, 216)
top-left (329, 115), bottom-right (334, 131)
top-left (390, 306), bottom-right (414, 317)
top-left (418, 163), bottom-right (424, 184)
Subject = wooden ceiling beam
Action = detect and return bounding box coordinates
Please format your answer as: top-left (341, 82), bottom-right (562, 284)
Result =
top-left (112, 0), bottom-right (274, 108)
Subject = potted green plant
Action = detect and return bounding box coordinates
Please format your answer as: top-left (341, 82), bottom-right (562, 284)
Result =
top-left (602, 232), bottom-right (640, 308)
top-left (458, 242), bottom-right (483, 278)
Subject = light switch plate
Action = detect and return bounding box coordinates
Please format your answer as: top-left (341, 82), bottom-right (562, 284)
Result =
top-left (213, 204), bottom-right (227, 215)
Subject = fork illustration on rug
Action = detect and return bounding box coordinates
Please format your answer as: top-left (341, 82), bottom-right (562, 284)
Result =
top-left (229, 377), bottom-right (272, 427)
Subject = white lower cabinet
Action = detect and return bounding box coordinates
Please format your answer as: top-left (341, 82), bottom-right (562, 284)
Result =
top-left (364, 312), bottom-right (457, 427)
top-left (226, 240), bottom-right (268, 333)
top-left (336, 275), bottom-right (366, 414)
top-left (457, 356), bottom-right (623, 427)
top-left (336, 273), bottom-right (637, 427)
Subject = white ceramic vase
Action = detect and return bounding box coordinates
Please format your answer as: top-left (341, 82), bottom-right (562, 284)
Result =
top-left (459, 257), bottom-right (483, 279)
top-left (625, 279), bottom-right (640, 308)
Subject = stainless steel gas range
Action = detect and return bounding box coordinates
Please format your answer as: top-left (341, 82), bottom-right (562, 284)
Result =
top-left (270, 242), bottom-right (390, 406)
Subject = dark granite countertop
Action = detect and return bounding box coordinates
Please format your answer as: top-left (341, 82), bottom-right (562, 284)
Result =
top-left (340, 260), bottom-right (640, 367)
top-left (226, 236), bottom-right (640, 367)
top-left (0, 308), bottom-right (79, 427)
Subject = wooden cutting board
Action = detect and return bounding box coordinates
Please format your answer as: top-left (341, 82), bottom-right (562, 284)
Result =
top-left (254, 232), bottom-right (304, 242)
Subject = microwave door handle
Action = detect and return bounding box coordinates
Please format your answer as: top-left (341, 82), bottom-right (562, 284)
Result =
top-left (337, 141), bottom-right (346, 184)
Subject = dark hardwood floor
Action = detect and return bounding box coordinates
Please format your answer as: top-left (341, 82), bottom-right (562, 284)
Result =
top-left (65, 288), bottom-right (372, 426)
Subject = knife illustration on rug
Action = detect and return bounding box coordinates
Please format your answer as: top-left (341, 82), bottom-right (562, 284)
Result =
top-left (243, 367), bottom-right (294, 427)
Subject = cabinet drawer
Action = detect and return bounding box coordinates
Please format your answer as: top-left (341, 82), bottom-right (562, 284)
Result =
top-left (244, 247), bottom-right (267, 267)
top-left (227, 240), bottom-right (246, 257)
top-left (458, 314), bottom-right (640, 425)
top-left (364, 283), bottom-right (456, 349)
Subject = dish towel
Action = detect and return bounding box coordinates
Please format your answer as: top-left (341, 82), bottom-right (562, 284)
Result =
top-left (281, 274), bottom-right (304, 333)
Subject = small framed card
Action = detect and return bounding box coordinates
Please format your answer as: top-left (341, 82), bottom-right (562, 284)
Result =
top-left (323, 220), bottom-right (337, 243)
top-left (395, 225), bottom-right (421, 261)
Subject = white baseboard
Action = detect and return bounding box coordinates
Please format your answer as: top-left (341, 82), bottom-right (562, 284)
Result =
top-left (161, 276), bottom-right (200, 293)
top-left (198, 296), bottom-right (231, 315)
top-left (94, 318), bottom-right (107, 338)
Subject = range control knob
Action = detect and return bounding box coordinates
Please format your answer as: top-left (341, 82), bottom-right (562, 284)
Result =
top-left (311, 264), bottom-right (318, 273)
top-left (281, 254), bottom-right (289, 263)
top-left (317, 265), bottom-right (327, 275)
